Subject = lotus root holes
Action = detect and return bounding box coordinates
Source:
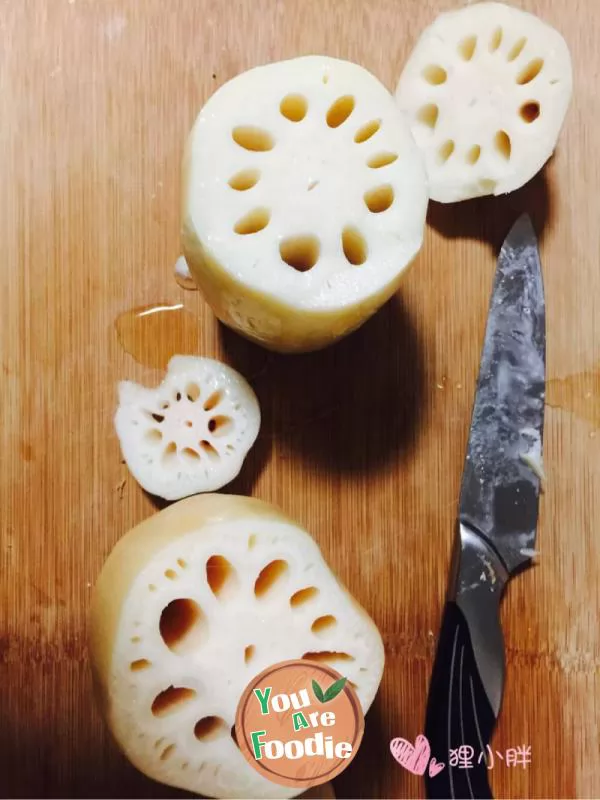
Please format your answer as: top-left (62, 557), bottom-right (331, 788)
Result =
top-left (354, 119), bottom-right (381, 143)
top-left (280, 94), bottom-right (308, 122)
top-left (342, 227), bottom-right (368, 265)
top-left (311, 615), bottom-right (338, 636)
top-left (326, 95), bottom-right (355, 128)
top-left (458, 35), bottom-right (477, 61)
top-left (367, 152), bottom-right (398, 169)
top-left (159, 598), bottom-right (207, 654)
top-left (232, 126), bottom-right (274, 152)
top-left (520, 101), bottom-right (541, 123)
top-left (508, 37), bottom-right (527, 62)
top-left (228, 169), bottom-right (260, 191)
top-left (290, 586), bottom-right (320, 607)
top-left (417, 104), bottom-right (439, 130)
top-left (517, 58), bottom-right (544, 85)
top-left (254, 560), bottom-right (289, 597)
top-left (438, 140), bottom-right (455, 164)
top-left (490, 27), bottom-right (503, 52)
top-left (494, 130), bottom-right (512, 160)
top-left (364, 185), bottom-right (394, 213)
top-left (206, 555), bottom-right (239, 599)
top-left (234, 207), bottom-right (271, 235)
top-left (194, 716), bottom-right (228, 742)
top-left (466, 145), bottom-right (481, 165)
top-left (422, 65), bottom-right (447, 85)
top-left (151, 686), bottom-right (197, 718)
top-left (279, 235), bottom-right (320, 272)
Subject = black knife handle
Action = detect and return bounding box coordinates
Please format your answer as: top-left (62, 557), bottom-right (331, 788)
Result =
top-left (425, 525), bottom-right (509, 800)
top-left (425, 601), bottom-right (495, 799)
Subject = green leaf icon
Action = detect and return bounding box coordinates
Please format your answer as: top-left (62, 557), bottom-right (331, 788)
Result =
top-left (312, 679), bottom-right (325, 703)
top-left (323, 676), bottom-right (347, 703)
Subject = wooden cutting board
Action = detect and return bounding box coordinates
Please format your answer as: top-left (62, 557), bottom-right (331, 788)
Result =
top-left (1, 0), bottom-right (598, 797)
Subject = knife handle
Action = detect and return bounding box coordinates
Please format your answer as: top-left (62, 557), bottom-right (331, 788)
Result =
top-left (425, 525), bottom-right (509, 800)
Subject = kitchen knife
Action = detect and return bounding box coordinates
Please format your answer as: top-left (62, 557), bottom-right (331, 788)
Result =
top-left (424, 214), bottom-right (545, 799)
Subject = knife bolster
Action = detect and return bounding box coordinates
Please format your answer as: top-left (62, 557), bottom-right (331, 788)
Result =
top-left (448, 523), bottom-right (509, 716)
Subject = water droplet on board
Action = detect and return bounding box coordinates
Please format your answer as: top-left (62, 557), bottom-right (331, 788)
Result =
top-left (546, 369), bottom-right (599, 429)
top-left (115, 303), bottom-right (204, 371)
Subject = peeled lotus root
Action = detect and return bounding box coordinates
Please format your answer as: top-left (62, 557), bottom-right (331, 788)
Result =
top-left (90, 494), bottom-right (384, 799)
top-left (395, 1), bottom-right (572, 202)
top-left (182, 55), bottom-right (428, 353)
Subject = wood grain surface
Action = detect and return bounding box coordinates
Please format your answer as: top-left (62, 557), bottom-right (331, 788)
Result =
top-left (1, 0), bottom-right (598, 797)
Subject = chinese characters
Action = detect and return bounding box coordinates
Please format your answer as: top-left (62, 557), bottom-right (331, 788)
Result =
top-left (449, 744), bottom-right (532, 770)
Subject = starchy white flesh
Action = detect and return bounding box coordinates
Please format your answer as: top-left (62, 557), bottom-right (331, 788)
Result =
top-left (395, 2), bottom-right (572, 202)
top-left (174, 255), bottom-right (197, 291)
top-left (115, 357), bottom-right (260, 501)
top-left (90, 495), bottom-right (384, 799)
top-left (182, 55), bottom-right (428, 353)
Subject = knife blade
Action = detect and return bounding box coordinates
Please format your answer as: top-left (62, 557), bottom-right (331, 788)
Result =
top-left (424, 214), bottom-right (545, 800)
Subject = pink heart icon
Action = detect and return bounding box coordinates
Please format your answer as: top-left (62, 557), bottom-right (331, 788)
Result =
top-left (429, 757), bottom-right (446, 778)
top-left (390, 734), bottom-right (431, 776)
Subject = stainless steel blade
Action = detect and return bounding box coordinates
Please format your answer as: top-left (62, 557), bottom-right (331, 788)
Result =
top-left (459, 214), bottom-right (545, 575)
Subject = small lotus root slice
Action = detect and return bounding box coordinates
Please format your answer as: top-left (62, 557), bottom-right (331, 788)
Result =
top-left (115, 356), bottom-right (260, 500)
top-left (395, 2), bottom-right (572, 202)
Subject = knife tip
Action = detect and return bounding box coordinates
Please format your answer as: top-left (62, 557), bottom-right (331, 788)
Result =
top-left (507, 212), bottom-right (536, 245)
